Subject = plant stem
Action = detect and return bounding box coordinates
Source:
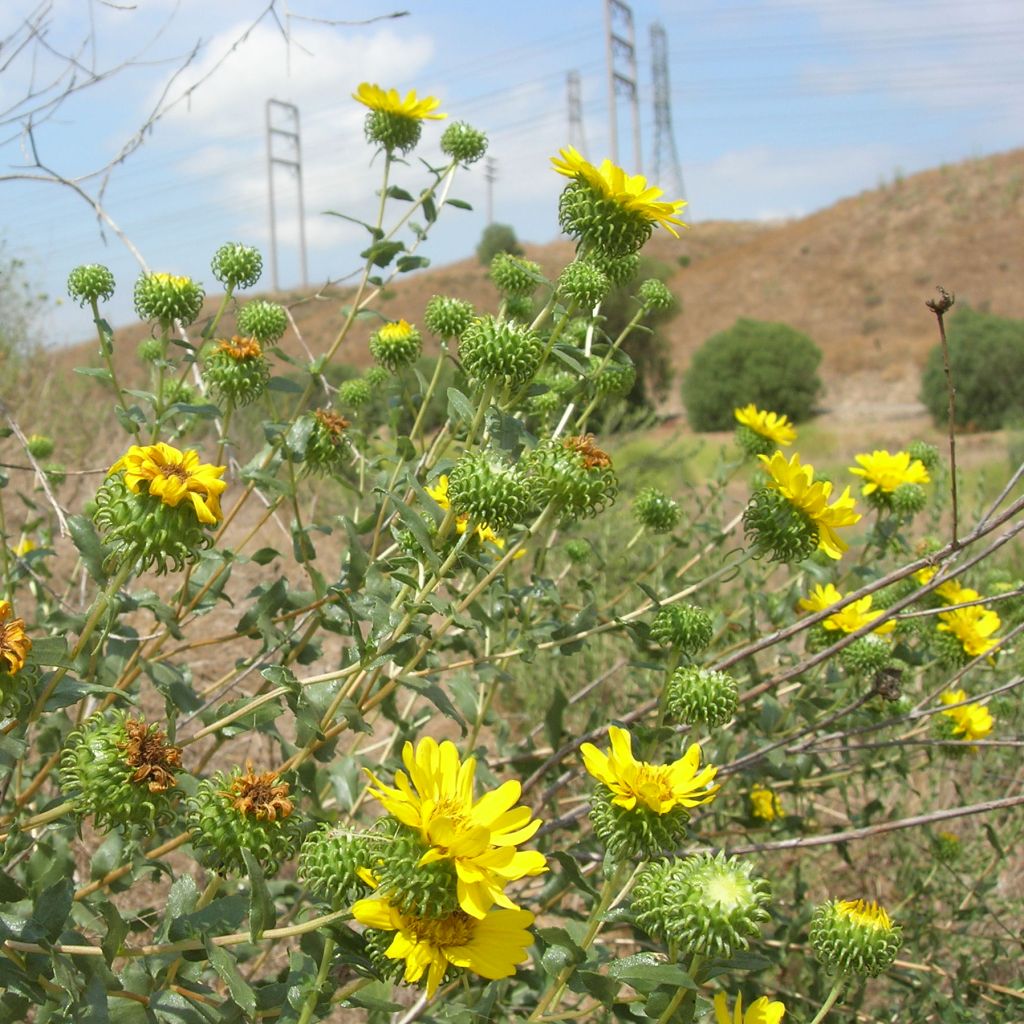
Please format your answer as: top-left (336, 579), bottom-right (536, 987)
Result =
top-left (927, 287), bottom-right (959, 547)
top-left (296, 935), bottom-right (335, 1024)
top-left (653, 953), bottom-right (703, 1024)
top-left (807, 980), bottom-right (845, 1024)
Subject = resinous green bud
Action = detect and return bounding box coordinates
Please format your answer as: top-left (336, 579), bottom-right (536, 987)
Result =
top-left (735, 423), bottom-right (777, 459)
top-left (839, 635), bottom-right (891, 676)
top-left (137, 337), bottom-right (165, 364)
top-left (370, 319), bottom-right (422, 372)
top-left (522, 434), bottom-right (617, 523)
top-left (892, 482), bottom-right (928, 518)
top-left (67, 264), bottom-right (115, 306)
top-left (237, 299), bottom-right (288, 345)
top-left (650, 603), bottom-right (714, 656)
top-left (590, 788), bottom-right (690, 861)
top-left (211, 242), bottom-right (263, 290)
top-left (339, 377), bottom-right (373, 408)
top-left (557, 260), bottom-right (610, 308)
top-left (459, 315), bottom-right (544, 389)
top-left (633, 486), bottom-right (681, 533)
top-left (202, 336), bottom-right (270, 407)
top-left (440, 121), bottom-right (488, 164)
top-left (559, 179), bottom-right (653, 257)
top-left (743, 487), bottom-right (820, 564)
top-left (584, 250), bottom-right (639, 286)
top-left (447, 451), bottom-right (529, 532)
top-left (424, 295), bottom-right (474, 339)
top-left (908, 440), bottom-right (940, 473)
top-left (490, 252), bottom-right (543, 297)
top-left (299, 826), bottom-right (377, 909)
top-left (810, 898), bottom-right (902, 977)
top-left (364, 109), bottom-right (422, 153)
top-left (588, 354), bottom-right (636, 397)
top-left (133, 272), bottom-right (205, 329)
top-left (305, 410), bottom-right (351, 477)
top-left (665, 667), bottom-right (738, 728)
top-left (638, 278), bottom-right (673, 311)
top-left (26, 434), bottom-right (55, 459)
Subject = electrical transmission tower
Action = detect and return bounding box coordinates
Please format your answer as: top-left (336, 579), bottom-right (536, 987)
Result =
top-left (604, 0), bottom-right (641, 172)
top-left (484, 157), bottom-right (498, 224)
top-left (566, 70), bottom-right (587, 156)
top-left (265, 99), bottom-right (308, 292)
top-left (650, 23), bottom-right (686, 200)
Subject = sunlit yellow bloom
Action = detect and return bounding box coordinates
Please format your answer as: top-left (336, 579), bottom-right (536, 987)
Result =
top-left (850, 449), bottom-right (930, 495)
top-left (758, 452), bottom-right (860, 560)
top-left (353, 82), bottom-right (445, 121)
top-left (913, 566), bottom-right (938, 586)
top-left (836, 898), bottom-right (893, 931)
top-left (798, 584), bottom-right (893, 636)
top-left (734, 404), bottom-right (796, 447)
top-left (0, 601), bottom-right (31, 675)
top-left (935, 581), bottom-right (979, 605)
top-left (109, 443), bottom-right (226, 525)
top-left (580, 725), bottom-right (719, 815)
top-left (936, 603), bottom-right (1001, 658)
top-left (749, 783), bottom-right (783, 822)
top-left (797, 583), bottom-right (843, 613)
top-left (714, 991), bottom-right (786, 1024)
top-left (12, 538), bottom-right (35, 557)
top-left (366, 737), bottom-right (547, 919)
top-left (351, 896), bottom-right (533, 998)
top-left (940, 689), bottom-right (994, 743)
top-left (551, 146), bottom-right (687, 236)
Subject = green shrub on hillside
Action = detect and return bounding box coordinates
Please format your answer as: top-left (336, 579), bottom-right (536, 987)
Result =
top-left (682, 317), bottom-right (823, 431)
top-left (476, 222), bottom-right (523, 264)
top-left (920, 306), bottom-right (1024, 430)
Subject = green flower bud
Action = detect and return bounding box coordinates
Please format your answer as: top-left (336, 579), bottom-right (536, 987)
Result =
top-left (424, 295), bottom-right (475, 339)
top-left (133, 272), bottom-right (204, 329)
top-left (26, 434), bottom-right (55, 460)
top-left (237, 300), bottom-right (288, 346)
top-left (590, 788), bottom-right (691, 861)
top-left (743, 487), bottom-right (820, 564)
top-left (505, 294), bottom-right (534, 322)
top-left (440, 121), bottom-right (488, 164)
top-left (298, 825), bottom-right (377, 909)
top-left (447, 451), bottom-right (529, 532)
top-left (650, 604), bottom-right (714, 656)
top-left (339, 377), bottom-right (373, 408)
top-left (892, 482), bottom-right (927, 518)
top-left (364, 109), bottom-right (422, 154)
top-left (908, 440), bottom-right (940, 473)
top-left (562, 317), bottom-right (592, 345)
top-left (584, 251), bottom-right (639, 287)
top-left (588, 353), bottom-right (636, 397)
top-left (459, 315), bottom-right (544, 389)
top-left (735, 423), bottom-right (777, 459)
top-left (557, 260), bottom-right (610, 308)
top-left (137, 338), bottom-right (165, 364)
top-left (161, 379), bottom-right (195, 408)
top-left (932, 628), bottom-right (970, 669)
top-left (632, 486), bottom-right (681, 533)
top-left (67, 264), bottom-right (115, 306)
top-left (564, 538), bottom-right (592, 563)
top-left (559, 180), bottom-right (652, 257)
top-left (305, 410), bottom-right (351, 477)
top-left (522, 434), bottom-right (617, 523)
top-left (363, 827), bottom-right (460, 920)
top-left (202, 336), bottom-right (270, 407)
top-left (187, 763), bottom-right (302, 877)
top-left (60, 712), bottom-right (183, 833)
top-left (933, 831), bottom-right (961, 865)
top-left (490, 253), bottom-right (543, 297)
top-left (664, 667), bottom-right (738, 728)
top-left (810, 898), bottom-right (902, 977)
top-left (211, 242), bottom-right (263, 290)
top-left (638, 278), bottom-right (673, 311)
top-left (370, 319), bottom-right (422, 372)
top-left (528, 371), bottom-right (572, 420)
top-left (364, 366), bottom-right (391, 388)
top-left (633, 854), bottom-right (771, 958)
top-left (839, 635), bottom-right (891, 676)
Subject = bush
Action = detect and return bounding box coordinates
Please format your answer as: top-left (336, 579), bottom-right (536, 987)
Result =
top-left (682, 318), bottom-right (823, 431)
top-left (476, 222), bottom-right (522, 264)
top-left (920, 306), bottom-right (1024, 430)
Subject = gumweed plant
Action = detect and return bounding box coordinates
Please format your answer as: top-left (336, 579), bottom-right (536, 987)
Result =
top-left (0, 77), bottom-right (1019, 1024)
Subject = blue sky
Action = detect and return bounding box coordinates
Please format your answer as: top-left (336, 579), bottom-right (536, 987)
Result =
top-left (1, 0), bottom-right (1021, 345)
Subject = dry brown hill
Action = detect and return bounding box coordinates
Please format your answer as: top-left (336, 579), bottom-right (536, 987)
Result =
top-left (60, 148), bottom-right (1024, 424)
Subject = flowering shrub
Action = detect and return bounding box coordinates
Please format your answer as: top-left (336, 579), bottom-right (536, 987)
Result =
top-left (0, 79), bottom-right (1020, 1024)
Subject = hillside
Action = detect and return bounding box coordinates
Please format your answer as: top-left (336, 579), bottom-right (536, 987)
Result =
top-left (59, 148), bottom-right (1024, 424)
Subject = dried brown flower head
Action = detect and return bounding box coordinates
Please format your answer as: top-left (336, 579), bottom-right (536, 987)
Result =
top-left (218, 335), bottom-right (263, 360)
top-left (117, 718), bottom-right (183, 793)
top-left (315, 409), bottom-right (351, 444)
top-left (0, 601), bottom-right (31, 675)
top-left (223, 761), bottom-right (294, 821)
top-left (563, 433), bottom-right (612, 470)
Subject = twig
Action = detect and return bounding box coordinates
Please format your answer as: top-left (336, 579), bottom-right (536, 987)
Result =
top-left (926, 286), bottom-right (959, 546)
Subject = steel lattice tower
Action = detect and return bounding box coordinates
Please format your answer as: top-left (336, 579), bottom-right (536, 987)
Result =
top-left (650, 23), bottom-right (686, 201)
top-left (604, 0), bottom-right (641, 172)
top-left (567, 70), bottom-right (587, 156)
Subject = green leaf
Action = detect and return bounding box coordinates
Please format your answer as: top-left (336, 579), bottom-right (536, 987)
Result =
top-left (549, 851), bottom-right (599, 898)
top-left (359, 240), bottom-right (405, 268)
top-left (251, 547), bottom-right (280, 566)
top-left (607, 955), bottom-right (695, 992)
top-left (323, 210), bottom-right (383, 238)
top-left (422, 195), bottom-right (437, 223)
top-left (445, 198), bottom-right (473, 210)
top-left (99, 900), bottom-right (129, 965)
top-left (68, 514), bottom-right (109, 583)
top-left (447, 387), bottom-right (475, 425)
top-left (73, 366), bottom-right (113, 382)
top-left (544, 686), bottom-right (567, 748)
top-left (385, 186), bottom-right (415, 202)
top-left (159, 875), bottom-right (198, 940)
top-left (242, 850), bottom-right (276, 940)
top-left (0, 870), bottom-right (26, 903)
top-left (169, 895), bottom-right (247, 943)
top-left (285, 415), bottom-right (314, 459)
top-left (29, 636), bottom-right (70, 668)
top-left (267, 375), bottom-right (304, 394)
top-left (396, 255), bottom-right (430, 273)
top-left (31, 877), bottom-right (74, 942)
top-left (206, 939), bottom-right (257, 1014)
top-left (387, 491), bottom-right (440, 571)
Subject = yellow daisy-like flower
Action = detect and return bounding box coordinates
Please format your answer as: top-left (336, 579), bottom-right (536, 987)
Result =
top-left (12, 538), bottom-right (35, 557)
top-left (749, 783), bottom-right (783, 822)
top-left (849, 449), bottom-right (930, 495)
top-left (836, 898), bottom-right (893, 931)
top-left (934, 581), bottom-right (979, 605)
top-left (758, 451), bottom-right (861, 560)
top-left (351, 896), bottom-right (533, 999)
top-left (797, 584), bottom-right (894, 635)
top-left (936, 603), bottom-right (1001, 658)
top-left (734, 404), bottom-right (796, 447)
top-left (940, 690), bottom-right (994, 742)
top-left (109, 443), bottom-right (227, 526)
top-left (714, 992), bottom-right (786, 1024)
top-left (580, 725), bottom-right (719, 815)
top-left (913, 566), bottom-right (938, 586)
top-left (366, 737), bottom-right (547, 919)
top-left (551, 146), bottom-right (687, 236)
top-left (0, 600), bottom-right (31, 675)
top-left (353, 82), bottom-right (445, 121)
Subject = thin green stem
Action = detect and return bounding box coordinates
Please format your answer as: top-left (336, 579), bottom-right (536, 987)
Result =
top-left (807, 981), bottom-right (845, 1024)
top-left (91, 297), bottom-right (138, 436)
top-left (296, 935), bottom-right (336, 1024)
top-left (654, 953), bottom-right (703, 1024)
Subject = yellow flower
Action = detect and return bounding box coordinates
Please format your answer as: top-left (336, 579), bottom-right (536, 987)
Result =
top-left (714, 992), bottom-right (786, 1024)
top-left (935, 581), bottom-right (979, 605)
top-left (366, 737), bottom-right (547, 919)
top-left (913, 566), bottom-right (938, 586)
top-left (758, 451), bottom-right (861, 560)
top-left (551, 146), bottom-right (687, 236)
top-left (12, 538), bottom-right (35, 557)
top-left (580, 725), bottom-right (719, 815)
top-left (936, 603), bottom-right (1001, 658)
top-left (353, 83), bottom-right (445, 121)
top-left (351, 896), bottom-right (533, 999)
top-left (850, 449), bottom-right (930, 495)
top-left (798, 584), bottom-right (893, 635)
top-left (109, 443), bottom-right (227, 526)
top-left (0, 600), bottom-right (31, 675)
top-left (749, 783), bottom-right (783, 822)
top-left (940, 689), bottom-right (994, 743)
top-left (836, 898), bottom-right (893, 931)
top-left (734, 404), bottom-right (796, 447)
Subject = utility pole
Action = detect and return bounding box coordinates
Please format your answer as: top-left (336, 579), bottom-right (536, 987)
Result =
top-left (650, 23), bottom-right (686, 200)
top-left (567, 70), bottom-right (587, 156)
top-left (484, 156), bottom-right (497, 224)
top-left (604, 0), bottom-right (641, 172)
top-left (265, 99), bottom-right (308, 292)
